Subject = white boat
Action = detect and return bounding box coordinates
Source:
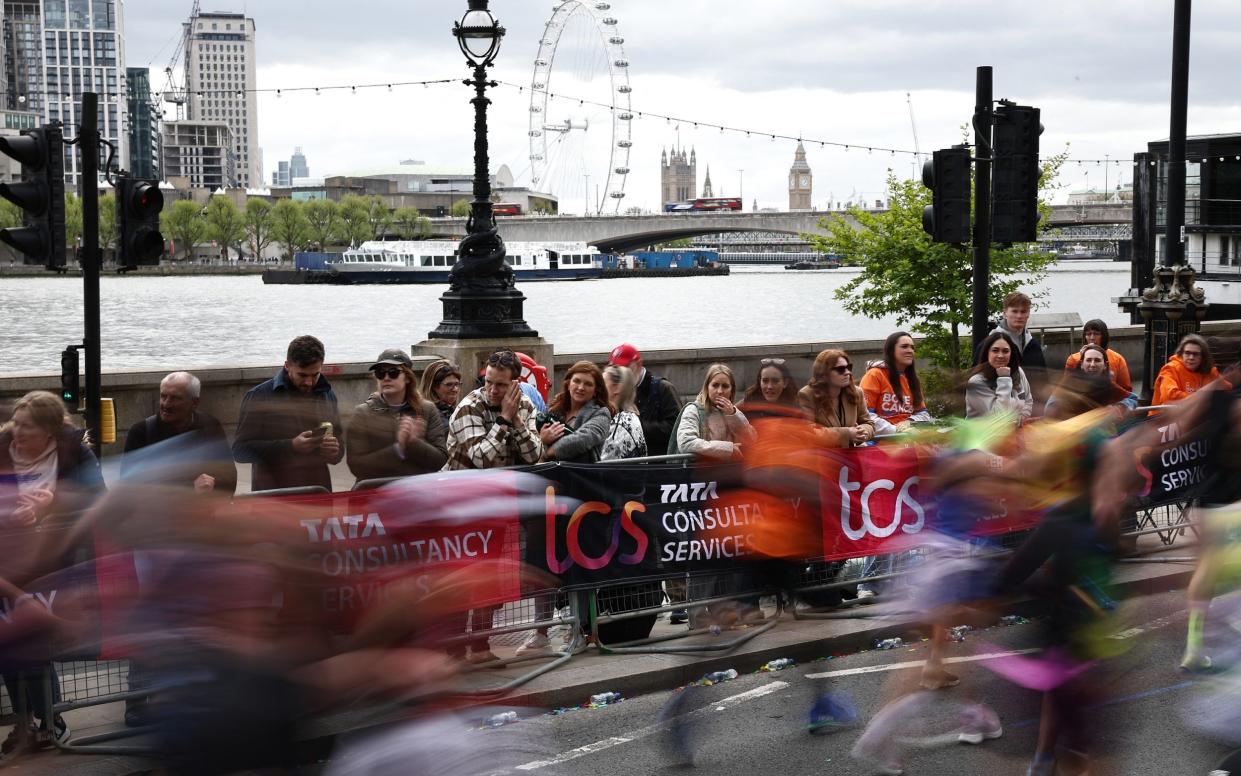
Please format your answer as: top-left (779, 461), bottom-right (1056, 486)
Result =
top-left (325, 240), bottom-right (603, 284)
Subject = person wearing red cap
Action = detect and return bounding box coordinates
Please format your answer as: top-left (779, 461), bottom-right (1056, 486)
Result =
top-left (608, 343), bottom-right (682, 456)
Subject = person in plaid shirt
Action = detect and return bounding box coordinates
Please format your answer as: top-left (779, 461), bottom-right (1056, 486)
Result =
top-left (443, 349), bottom-right (543, 470)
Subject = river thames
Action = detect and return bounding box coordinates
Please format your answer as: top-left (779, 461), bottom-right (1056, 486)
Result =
top-left (0, 261), bottom-right (1132, 374)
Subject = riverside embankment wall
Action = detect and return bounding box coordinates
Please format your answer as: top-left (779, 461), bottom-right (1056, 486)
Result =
top-left (3, 320), bottom-right (1239, 459)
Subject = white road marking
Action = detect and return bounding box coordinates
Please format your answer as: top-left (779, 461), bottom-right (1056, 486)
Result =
top-left (1109, 611), bottom-right (1184, 641)
top-left (511, 680), bottom-right (790, 771)
top-left (805, 649), bottom-right (1039, 679)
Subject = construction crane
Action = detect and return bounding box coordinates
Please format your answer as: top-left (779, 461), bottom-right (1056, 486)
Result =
top-left (906, 92), bottom-right (923, 179)
top-left (161, 0), bottom-right (201, 120)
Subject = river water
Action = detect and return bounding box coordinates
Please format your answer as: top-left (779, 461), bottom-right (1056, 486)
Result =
top-left (0, 261), bottom-right (1132, 375)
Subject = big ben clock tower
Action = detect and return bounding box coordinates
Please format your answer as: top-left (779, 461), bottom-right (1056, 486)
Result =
top-left (788, 141), bottom-right (812, 211)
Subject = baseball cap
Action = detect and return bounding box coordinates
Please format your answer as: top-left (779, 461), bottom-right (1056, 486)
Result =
top-left (609, 343), bottom-right (640, 367)
top-left (368, 348), bottom-right (412, 371)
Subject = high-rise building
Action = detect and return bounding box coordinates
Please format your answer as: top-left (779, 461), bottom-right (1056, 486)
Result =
top-left (126, 67), bottom-right (160, 179)
top-left (184, 11), bottom-right (259, 188)
top-left (162, 120), bottom-right (235, 191)
top-left (289, 145), bottom-right (308, 179)
top-left (3, 0), bottom-right (129, 186)
top-left (272, 159), bottom-right (289, 187)
top-left (788, 141), bottom-right (812, 210)
top-left (0, 108), bottom-right (41, 183)
top-left (661, 145), bottom-right (695, 205)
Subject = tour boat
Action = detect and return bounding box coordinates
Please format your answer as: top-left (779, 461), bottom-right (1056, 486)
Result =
top-left (324, 240), bottom-right (603, 284)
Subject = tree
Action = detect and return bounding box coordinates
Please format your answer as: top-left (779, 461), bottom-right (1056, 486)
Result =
top-left (161, 200), bottom-right (207, 261)
top-left (393, 206), bottom-right (430, 240)
top-left (337, 194), bottom-right (371, 247)
top-left (244, 198), bottom-right (274, 261)
top-left (809, 152), bottom-right (1066, 370)
top-left (303, 198), bottom-right (340, 251)
top-left (97, 194), bottom-right (116, 253)
top-left (450, 198), bottom-right (471, 218)
top-left (365, 195), bottom-right (393, 240)
top-left (269, 199), bottom-right (310, 263)
top-left (205, 196), bottom-right (246, 260)
top-left (0, 200), bottom-right (20, 261)
top-left (64, 192), bottom-right (83, 256)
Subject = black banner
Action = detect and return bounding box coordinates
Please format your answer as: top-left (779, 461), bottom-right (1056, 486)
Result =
top-left (524, 462), bottom-right (797, 585)
top-left (1132, 417), bottom-right (1216, 507)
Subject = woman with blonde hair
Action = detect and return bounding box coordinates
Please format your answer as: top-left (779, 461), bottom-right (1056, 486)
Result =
top-left (346, 349), bottom-right (448, 480)
top-left (798, 349), bottom-right (875, 447)
top-left (0, 390), bottom-right (103, 754)
top-left (670, 363), bottom-right (755, 459)
top-left (600, 365), bottom-right (647, 461)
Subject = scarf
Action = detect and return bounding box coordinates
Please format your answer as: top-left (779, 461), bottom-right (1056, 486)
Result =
top-left (9, 438), bottom-right (58, 497)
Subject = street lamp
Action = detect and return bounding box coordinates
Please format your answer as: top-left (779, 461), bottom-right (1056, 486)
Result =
top-left (430, 0), bottom-right (538, 339)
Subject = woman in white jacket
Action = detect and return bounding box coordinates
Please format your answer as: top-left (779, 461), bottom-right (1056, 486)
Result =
top-left (966, 332), bottom-right (1033, 422)
top-left (672, 363), bottom-right (756, 459)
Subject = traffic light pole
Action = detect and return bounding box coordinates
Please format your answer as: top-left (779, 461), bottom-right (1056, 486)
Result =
top-left (80, 92), bottom-right (101, 451)
top-left (971, 66), bottom-right (993, 359)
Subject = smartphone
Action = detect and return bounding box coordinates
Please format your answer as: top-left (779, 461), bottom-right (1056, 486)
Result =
top-left (308, 425), bottom-right (328, 439)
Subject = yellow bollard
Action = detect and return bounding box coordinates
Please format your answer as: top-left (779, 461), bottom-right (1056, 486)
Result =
top-left (99, 398), bottom-right (116, 445)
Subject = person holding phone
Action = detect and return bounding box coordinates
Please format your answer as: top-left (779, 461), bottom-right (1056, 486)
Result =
top-left (233, 335), bottom-right (344, 492)
top-left (346, 349), bottom-right (448, 481)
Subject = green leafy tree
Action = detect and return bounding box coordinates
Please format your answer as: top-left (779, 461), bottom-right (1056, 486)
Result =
top-left (97, 194), bottom-right (116, 251)
top-left (161, 200), bottom-right (207, 260)
top-left (810, 151), bottom-right (1066, 370)
top-left (269, 199), bottom-right (311, 263)
top-left (365, 195), bottom-right (393, 240)
top-left (0, 200), bottom-right (20, 261)
top-left (337, 194), bottom-right (371, 247)
top-left (244, 198), bottom-right (274, 261)
top-left (64, 192), bottom-right (83, 257)
top-left (393, 206), bottom-right (430, 240)
top-left (205, 196), bottom-right (246, 260)
top-left (449, 198), bottom-right (471, 218)
top-left (303, 198), bottom-right (340, 251)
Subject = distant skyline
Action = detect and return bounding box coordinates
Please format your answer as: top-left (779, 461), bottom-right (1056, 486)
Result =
top-left (123, 1), bottom-right (1241, 209)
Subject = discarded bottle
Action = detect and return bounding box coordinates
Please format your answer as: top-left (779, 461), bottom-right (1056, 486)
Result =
top-left (763, 658), bottom-right (794, 672)
top-left (590, 691), bottom-right (622, 706)
top-left (875, 638), bottom-right (904, 650)
top-left (999, 615), bottom-right (1024, 626)
top-left (948, 625), bottom-right (971, 642)
top-left (486, 711), bottom-right (518, 728)
top-left (704, 669), bottom-right (739, 683)
top-left (708, 624), bottom-right (722, 636)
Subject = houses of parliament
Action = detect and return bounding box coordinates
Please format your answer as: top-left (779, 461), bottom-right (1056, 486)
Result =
top-left (659, 142), bottom-right (813, 211)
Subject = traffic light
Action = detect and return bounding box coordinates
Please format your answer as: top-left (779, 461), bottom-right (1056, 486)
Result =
top-left (0, 125), bottom-right (65, 267)
top-left (992, 103), bottom-right (1042, 244)
top-left (921, 146), bottom-right (971, 244)
top-left (115, 177), bottom-right (165, 268)
top-left (60, 346), bottom-right (80, 407)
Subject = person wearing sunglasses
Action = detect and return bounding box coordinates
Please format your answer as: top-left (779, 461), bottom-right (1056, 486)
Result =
top-left (860, 331), bottom-right (933, 437)
top-left (798, 349), bottom-right (875, 447)
top-left (740, 357), bottom-right (800, 421)
top-left (1152, 333), bottom-right (1228, 411)
top-left (419, 360), bottom-right (464, 424)
top-left (346, 349), bottom-right (448, 482)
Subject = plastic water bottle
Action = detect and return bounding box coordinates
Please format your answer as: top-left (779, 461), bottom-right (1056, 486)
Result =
top-left (948, 625), bottom-right (971, 642)
top-left (705, 669), bottom-right (738, 683)
top-left (590, 691), bottom-right (622, 706)
top-left (1000, 615), bottom-right (1023, 626)
top-left (485, 711), bottom-right (518, 728)
top-left (763, 658), bottom-right (794, 671)
top-left (875, 637), bottom-right (904, 650)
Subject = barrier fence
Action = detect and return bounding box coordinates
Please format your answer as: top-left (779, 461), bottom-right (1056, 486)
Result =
top-left (0, 416), bottom-right (1217, 754)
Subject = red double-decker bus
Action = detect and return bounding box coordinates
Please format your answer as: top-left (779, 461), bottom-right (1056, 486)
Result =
top-left (692, 197), bottom-right (741, 211)
top-left (493, 203), bottom-right (523, 216)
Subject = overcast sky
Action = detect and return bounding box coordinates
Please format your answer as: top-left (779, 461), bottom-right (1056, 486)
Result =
top-left (122, 0), bottom-right (1241, 211)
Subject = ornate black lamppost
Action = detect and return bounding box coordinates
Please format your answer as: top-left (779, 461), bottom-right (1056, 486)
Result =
top-left (429, 0), bottom-right (537, 339)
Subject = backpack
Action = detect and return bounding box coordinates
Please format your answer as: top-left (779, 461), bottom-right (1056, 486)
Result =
top-left (666, 402), bottom-right (704, 455)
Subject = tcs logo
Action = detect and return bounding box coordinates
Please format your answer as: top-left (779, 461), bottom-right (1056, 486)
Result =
top-left (544, 487), bottom-right (649, 573)
top-left (835, 466), bottom-right (925, 541)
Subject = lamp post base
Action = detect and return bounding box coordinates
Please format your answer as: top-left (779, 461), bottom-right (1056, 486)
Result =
top-left (428, 286), bottom-right (539, 340)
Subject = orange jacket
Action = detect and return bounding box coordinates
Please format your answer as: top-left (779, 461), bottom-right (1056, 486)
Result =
top-left (1151, 355), bottom-right (1227, 407)
top-left (1065, 348), bottom-right (1132, 393)
top-left (859, 366), bottom-right (925, 425)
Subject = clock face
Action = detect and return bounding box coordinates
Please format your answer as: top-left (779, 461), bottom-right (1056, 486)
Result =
top-left (800, 174), bottom-right (810, 188)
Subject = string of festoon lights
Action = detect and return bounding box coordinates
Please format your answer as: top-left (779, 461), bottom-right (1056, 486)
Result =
top-left (17, 75), bottom-right (1222, 169)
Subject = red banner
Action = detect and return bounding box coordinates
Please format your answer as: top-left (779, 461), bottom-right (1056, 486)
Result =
top-left (819, 445), bottom-right (931, 560)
